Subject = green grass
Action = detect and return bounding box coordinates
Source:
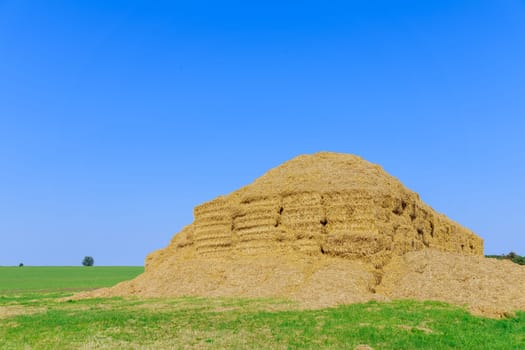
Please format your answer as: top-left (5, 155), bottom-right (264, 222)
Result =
top-left (1, 267), bottom-right (524, 349)
top-left (0, 266), bottom-right (144, 294)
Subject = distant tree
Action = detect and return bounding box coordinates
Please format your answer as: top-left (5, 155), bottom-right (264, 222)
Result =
top-left (506, 252), bottom-right (525, 266)
top-left (514, 256), bottom-right (525, 265)
top-left (18, 262), bottom-right (24, 267)
top-left (82, 256), bottom-right (94, 267)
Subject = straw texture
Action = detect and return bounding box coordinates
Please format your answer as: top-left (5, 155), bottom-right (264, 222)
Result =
top-left (79, 152), bottom-right (525, 317)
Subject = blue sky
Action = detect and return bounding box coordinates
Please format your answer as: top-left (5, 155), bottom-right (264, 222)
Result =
top-left (1, 1), bottom-right (524, 265)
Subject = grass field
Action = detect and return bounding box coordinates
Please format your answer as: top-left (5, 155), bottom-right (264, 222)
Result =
top-left (0, 266), bottom-right (144, 294)
top-left (1, 267), bottom-right (524, 349)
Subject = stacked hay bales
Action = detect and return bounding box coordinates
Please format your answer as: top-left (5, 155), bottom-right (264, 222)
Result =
top-left (145, 153), bottom-right (482, 272)
top-left (81, 152), bottom-right (525, 317)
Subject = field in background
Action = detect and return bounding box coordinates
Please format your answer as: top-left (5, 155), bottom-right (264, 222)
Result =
top-left (0, 267), bottom-right (524, 349)
top-left (0, 266), bottom-right (143, 294)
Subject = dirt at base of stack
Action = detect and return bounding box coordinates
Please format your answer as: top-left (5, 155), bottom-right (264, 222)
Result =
top-left (76, 152), bottom-right (525, 317)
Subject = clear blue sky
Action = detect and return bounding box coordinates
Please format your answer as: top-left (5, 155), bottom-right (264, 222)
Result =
top-left (1, 1), bottom-right (524, 266)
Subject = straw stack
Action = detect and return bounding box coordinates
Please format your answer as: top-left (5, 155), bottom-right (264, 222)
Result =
top-left (80, 152), bottom-right (525, 317)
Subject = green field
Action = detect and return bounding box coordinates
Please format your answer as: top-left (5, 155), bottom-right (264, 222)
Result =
top-left (1, 267), bottom-right (524, 349)
top-left (0, 266), bottom-right (144, 294)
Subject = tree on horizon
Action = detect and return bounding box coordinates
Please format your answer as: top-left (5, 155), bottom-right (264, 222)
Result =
top-left (82, 256), bottom-right (94, 267)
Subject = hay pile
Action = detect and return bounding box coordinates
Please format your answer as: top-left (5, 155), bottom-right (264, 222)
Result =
top-left (81, 152), bottom-right (525, 317)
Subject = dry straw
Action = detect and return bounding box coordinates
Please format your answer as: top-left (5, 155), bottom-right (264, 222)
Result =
top-left (80, 152), bottom-right (525, 317)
